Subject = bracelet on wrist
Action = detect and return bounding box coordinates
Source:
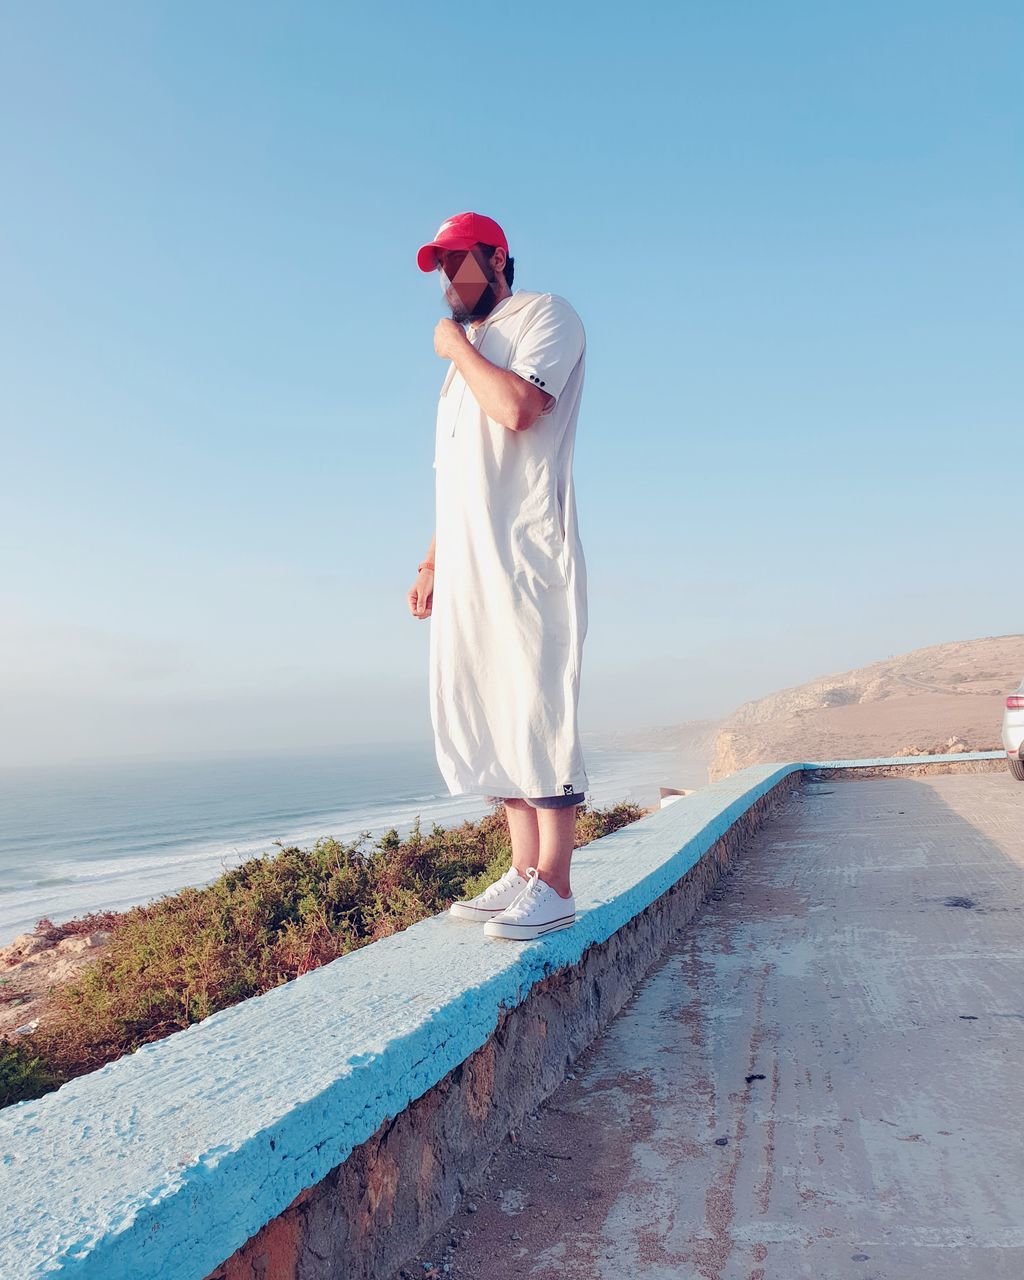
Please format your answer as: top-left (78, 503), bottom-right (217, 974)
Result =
top-left (418, 560), bottom-right (435, 573)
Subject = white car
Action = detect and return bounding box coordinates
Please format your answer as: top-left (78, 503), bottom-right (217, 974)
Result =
top-left (1003, 679), bottom-right (1024, 781)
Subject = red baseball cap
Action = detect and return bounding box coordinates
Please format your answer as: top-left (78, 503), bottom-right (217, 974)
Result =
top-left (416, 211), bottom-right (509, 272)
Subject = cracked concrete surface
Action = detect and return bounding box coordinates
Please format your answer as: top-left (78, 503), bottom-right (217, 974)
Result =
top-left (400, 772), bottom-right (1024, 1280)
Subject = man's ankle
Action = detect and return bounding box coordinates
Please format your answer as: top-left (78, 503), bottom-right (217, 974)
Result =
top-left (537, 871), bottom-right (572, 898)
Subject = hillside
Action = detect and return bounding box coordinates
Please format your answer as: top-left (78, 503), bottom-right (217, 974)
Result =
top-left (709, 634), bottom-right (1022, 781)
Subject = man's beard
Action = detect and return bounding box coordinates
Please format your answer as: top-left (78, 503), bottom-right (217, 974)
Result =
top-left (447, 264), bottom-right (502, 325)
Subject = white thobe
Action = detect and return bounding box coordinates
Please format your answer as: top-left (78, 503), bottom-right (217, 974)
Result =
top-left (428, 289), bottom-right (589, 799)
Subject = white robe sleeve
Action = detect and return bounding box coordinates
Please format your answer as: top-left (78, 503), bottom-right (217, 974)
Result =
top-left (506, 294), bottom-right (585, 413)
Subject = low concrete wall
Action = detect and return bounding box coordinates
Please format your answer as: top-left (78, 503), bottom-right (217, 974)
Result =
top-left (205, 777), bottom-right (794, 1280)
top-left (0, 752), bottom-right (1003, 1279)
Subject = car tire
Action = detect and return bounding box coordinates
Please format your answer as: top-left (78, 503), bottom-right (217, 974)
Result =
top-left (1009, 758), bottom-right (1024, 782)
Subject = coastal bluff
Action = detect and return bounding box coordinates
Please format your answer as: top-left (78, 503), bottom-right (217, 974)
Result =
top-left (710, 634), bottom-right (1021, 780)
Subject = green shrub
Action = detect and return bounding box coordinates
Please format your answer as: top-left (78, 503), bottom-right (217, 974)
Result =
top-left (0, 1041), bottom-right (57, 1109)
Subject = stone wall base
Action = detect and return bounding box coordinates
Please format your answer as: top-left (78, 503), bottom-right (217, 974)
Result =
top-left (205, 776), bottom-right (794, 1280)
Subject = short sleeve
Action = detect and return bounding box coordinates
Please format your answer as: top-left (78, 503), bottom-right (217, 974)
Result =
top-left (507, 294), bottom-right (585, 410)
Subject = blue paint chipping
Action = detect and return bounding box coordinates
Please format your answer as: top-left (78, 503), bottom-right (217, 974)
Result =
top-left (0, 753), bottom-right (1001, 1278)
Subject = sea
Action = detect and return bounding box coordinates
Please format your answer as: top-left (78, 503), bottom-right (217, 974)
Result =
top-left (0, 735), bottom-right (708, 947)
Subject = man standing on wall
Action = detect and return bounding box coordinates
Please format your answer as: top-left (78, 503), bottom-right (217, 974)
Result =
top-left (407, 211), bottom-right (590, 942)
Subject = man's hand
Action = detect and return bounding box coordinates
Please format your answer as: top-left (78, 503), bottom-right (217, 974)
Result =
top-left (434, 318), bottom-right (469, 361)
top-left (408, 567), bottom-right (433, 619)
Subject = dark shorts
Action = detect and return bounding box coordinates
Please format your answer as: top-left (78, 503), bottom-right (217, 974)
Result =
top-left (486, 792), bottom-right (586, 809)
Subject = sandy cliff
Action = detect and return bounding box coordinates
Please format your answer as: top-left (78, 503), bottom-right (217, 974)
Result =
top-left (709, 634), bottom-right (1023, 781)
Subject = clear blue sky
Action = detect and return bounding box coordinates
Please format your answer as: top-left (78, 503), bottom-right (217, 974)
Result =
top-left (1, 2), bottom-right (1021, 766)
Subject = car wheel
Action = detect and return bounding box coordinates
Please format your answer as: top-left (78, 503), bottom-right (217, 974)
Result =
top-left (1009, 758), bottom-right (1024, 782)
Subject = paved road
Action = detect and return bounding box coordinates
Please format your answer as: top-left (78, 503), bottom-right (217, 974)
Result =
top-left (403, 771), bottom-right (1024, 1280)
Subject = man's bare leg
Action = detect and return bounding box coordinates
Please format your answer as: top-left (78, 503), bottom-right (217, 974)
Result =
top-left (503, 798), bottom-right (540, 877)
top-left (535, 806), bottom-right (578, 898)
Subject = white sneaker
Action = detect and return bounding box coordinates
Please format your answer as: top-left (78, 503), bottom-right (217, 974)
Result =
top-left (448, 865), bottom-right (532, 921)
top-left (483, 867), bottom-right (576, 940)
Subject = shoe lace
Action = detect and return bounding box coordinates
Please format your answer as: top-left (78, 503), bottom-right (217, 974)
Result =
top-left (502, 867), bottom-right (543, 920)
top-left (477, 866), bottom-right (521, 903)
